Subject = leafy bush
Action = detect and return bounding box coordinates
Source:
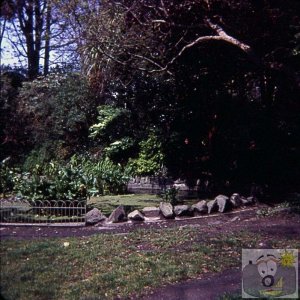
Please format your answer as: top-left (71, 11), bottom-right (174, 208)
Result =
top-left (89, 105), bottom-right (130, 139)
top-left (13, 159), bottom-right (88, 201)
top-left (82, 156), bottom-right (133, 195)
top-left (0, 157), bottom-right (15, 196)
top-left (10, 154), bottom-right (133, 201)
top-left (22, 140), bottom-right (70, 171)
top-left (159, 186), bottom-right (179, 206)
top-left (13, 73), bottom-right (98, 163)
top-left (128, 132), bottom-right (165, 176)
top-left (0, 71), bottom-right (26, 161)
top-left (104, 137), bottom-right (135, 158)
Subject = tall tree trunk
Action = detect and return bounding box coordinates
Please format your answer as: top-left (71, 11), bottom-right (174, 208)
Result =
top-left (17, 0), bottom-right (43, 79)
top-left (44, 0), bottom-right (51, 75)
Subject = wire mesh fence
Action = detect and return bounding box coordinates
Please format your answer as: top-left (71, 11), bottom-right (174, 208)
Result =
top-left (0, 198), bottom-right (86, 226)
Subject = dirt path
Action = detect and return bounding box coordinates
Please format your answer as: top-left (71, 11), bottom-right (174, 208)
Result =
top-left (1, 207), bottom-right (299, 241)
top-left (0, 207), bottom-right (271, 240)
top-left (139, 268), bottom-right (241, 300)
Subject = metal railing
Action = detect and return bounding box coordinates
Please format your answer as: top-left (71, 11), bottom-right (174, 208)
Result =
top-left (0, 198), bottom-right (86, 226)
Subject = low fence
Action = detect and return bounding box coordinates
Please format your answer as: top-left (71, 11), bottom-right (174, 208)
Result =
top-left (0, 198), bottom-right (86, 226)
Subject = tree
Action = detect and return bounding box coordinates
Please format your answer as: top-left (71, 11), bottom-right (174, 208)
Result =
top-left (0, 1), bottom-right (15, 66)
top-left (75, 0), bottom-right (299, 190)
top-left (2, 0), bottom-right (77, 78)
top-left (14, 73), bottom-right (98, 165)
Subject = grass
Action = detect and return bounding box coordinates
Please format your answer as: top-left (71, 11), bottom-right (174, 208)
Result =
top-left (1, 193), bottom-right (206, 221)
top-left (1, 227), bottom-right (299, 300)
top-left (1, 194), bottom-right (162, 222)
top-left (87, 193), bottom-right (206, 215)
top-left (87, 193), bottom-right (162, 215)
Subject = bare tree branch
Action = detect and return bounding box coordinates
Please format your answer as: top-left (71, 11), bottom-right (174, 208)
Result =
top-left (132, 53), bottom-right (173, 75)
top-left (205, 18), bottom-right (252, 55)
top-left (150, 18), bottom-right (257, 73)
top-left (11, 21), bottom-right (28, 54)
top-left (159, 0), bottom-right (169, 18)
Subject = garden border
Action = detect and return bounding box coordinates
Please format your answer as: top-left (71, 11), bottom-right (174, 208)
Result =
top-left (0, 199), bottom-right (87, 226)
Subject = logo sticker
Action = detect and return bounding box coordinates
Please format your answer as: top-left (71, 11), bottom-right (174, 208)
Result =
top-left (242, 249), bottom-right (298, 298)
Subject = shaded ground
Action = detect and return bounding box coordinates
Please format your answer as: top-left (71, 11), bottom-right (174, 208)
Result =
top-left (139, 268), bottom-right (241, 300)
top-left (1, 206), bottom-right (299, 241)
top-left (1, 207), bottom-right (300, 300)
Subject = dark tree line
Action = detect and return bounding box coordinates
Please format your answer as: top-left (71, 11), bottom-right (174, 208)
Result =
top-left (1, 0), bottom-right (299, 196)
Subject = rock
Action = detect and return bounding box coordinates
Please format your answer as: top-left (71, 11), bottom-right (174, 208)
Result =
top-left (174, 178), bottom-right (185, 184)
top-left (207, 199), bottom-right (218, 214)
top-left (174, 205), bottom-right (192, 217)
top-left (159, 202), bottom-right (174, 219)
top-left (230, 193), bottom-right (242, 208)
top-left (215, 194), bottom-right (231, 213)
top-left (107, 206), bottom-right (127, 223)
top-left (241, 196), bottom-right (255, 206)
top-left (128, 210), bottom-right (145, 221)
top-left (142, 206), bottom-right (160, 218)
top-left (85, 208), bottom-right (106, 225)
top-left (247, 196), bottom-right (256, 205)
top-left (173, 183), bottom-right (189, 190)
top-left (192, 200), bottom-right (208, 214)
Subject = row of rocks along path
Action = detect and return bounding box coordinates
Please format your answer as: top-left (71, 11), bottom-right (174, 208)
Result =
top-left (1, 195), bottom-right (300, 300)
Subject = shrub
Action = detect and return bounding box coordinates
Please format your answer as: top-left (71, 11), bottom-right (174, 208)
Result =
top-left (0, 71), bottom-right (26, 161)
top-left (82, 156), bottom-right (133, 195)
top-left (12, 154), bottom-right (133, 201)
top-left (13, 160), bottom-right (88, 202)
top-left (13, 73), bottom-right (98, 163)
top-left (89, 105), bottom-right (129, 139)
top-left (128, 132), bottom-right (165, 176)
top-left (159, 186), bottom-right (179, 206)
top-left (0, 157), bottom-right (15, 196)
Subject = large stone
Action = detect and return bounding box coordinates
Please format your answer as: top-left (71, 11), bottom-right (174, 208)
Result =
top-left (107, 206), bottom-right (127, 223)
top-left (230, 193), bottom-right (242, 208)
top-left (85, 208), bottom-right (106, 225)
top-left (216, 194), bottom-right (231, 213)
top-left (241, 196), bottom-right (256, 206)
top-left (192, 200), bottom-right (208, 214)
top-left (207, 199), bottom-right (218, 214)
top-left (247, 196), bottom-right (256, 204)
top-left (174, 205), bottom-right (192, 217)
top-left (173, 181), bottom-right (189, 190)
top-left (159, 202), bottom-right (174, 219)
top-left (142, 206), bottom-right (160, 218)
top-left (128, 210), bottom-right (145, 221)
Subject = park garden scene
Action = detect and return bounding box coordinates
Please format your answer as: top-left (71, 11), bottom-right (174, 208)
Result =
top-left (0, 1), bottom-right (299, 299)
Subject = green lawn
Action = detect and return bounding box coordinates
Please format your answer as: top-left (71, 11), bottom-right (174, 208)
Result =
top-left (87, 193), bottom-right (204, 215)
top-left (87, 193), bottom-right (163, 215)
top-left (1, 227), bottom-right (299, 300)
top-left (1, 194), bottom-right (162, 222)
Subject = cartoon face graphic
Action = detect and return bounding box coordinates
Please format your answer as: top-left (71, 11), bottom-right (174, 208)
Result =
top-left (242, 249), bottom-right (298, 298)
top-left (256, 254), bottom-right (279, 287)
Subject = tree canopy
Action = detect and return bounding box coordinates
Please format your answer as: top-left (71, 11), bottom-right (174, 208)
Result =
top-left (1, 0), bottom-right (299, 195)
